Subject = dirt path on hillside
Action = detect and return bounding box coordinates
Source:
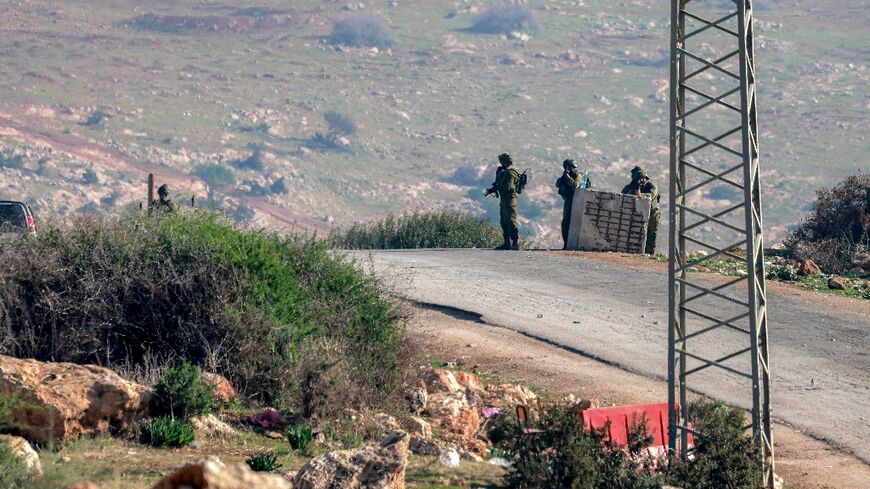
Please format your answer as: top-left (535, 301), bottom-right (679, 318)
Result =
top-left (406, 305), bottom-right (870, 489)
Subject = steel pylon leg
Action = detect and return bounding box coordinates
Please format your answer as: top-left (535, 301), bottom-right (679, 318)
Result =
top-left (668, 1), bottom-right (774, 487)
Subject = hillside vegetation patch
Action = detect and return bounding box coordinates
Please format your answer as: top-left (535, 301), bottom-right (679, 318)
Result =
top-left (329, 211), bottom-right (502, 249)
top-left (328, 14), bottom-right (394, 49)
top-left (470, 6), bottom-right (540, 34)
top-left (0, 212), bottom-right (404, 409)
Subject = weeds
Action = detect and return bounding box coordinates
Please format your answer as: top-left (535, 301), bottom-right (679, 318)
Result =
top-left (140, 417), bottom-right (196, 448)
top-left (329, 211), bottom-right (502, 249)
top-left (0, 442), bottom-right (33, 487)
top-left (194, 164), bottom-right (236, 189)
top-left (286, 425), bottom-right (314, 453)
top-left (245, 451), bottom-right (283, 472)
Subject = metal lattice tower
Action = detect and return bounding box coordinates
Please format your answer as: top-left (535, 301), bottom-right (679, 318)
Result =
top-left (668, 0), bottom-right (773, 487)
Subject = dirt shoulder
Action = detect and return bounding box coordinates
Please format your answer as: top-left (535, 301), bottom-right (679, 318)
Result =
top-left (547, 249), bottom-right (870, 316)
top-left (406, 304), bottom-right (870, 489)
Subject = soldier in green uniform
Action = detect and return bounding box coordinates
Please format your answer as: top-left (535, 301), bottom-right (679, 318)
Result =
top-left (555, 159), bottom-right (592, 250)
top-left (151, 184), bottom-right (177, 214)
top-left (485, 153), bottom-right (521, 250)
top-left (621, 166), bottom-right (659, 254)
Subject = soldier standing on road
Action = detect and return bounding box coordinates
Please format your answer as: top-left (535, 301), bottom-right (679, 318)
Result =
top-left (621, 166), bottom-right (659, 254)
top-left (556, 159), bottom-right (592, 250)
top-left (485, 153), bottom-right (521, 250)
top-left (151, 184), bottom-right (177, 214)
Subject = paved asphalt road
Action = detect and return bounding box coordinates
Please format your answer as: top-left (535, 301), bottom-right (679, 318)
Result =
top-left (351, 249), bottom-right (870, 463)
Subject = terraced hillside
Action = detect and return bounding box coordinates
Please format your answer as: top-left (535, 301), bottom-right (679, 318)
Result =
top-left (0, 0), bottom-right (866, 245)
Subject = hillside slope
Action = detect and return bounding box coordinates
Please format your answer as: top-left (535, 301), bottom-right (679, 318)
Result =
top-left (0, 0), bottom-right (866, 244)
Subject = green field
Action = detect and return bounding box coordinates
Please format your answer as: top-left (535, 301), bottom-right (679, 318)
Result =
top-left (0, 0), bottom-right (866, 246)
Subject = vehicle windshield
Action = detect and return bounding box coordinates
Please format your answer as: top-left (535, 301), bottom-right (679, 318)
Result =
top-left (0, 203), bottom-right (27, 231)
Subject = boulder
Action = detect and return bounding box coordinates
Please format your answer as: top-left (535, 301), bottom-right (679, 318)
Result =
top-left (483, 384), bottom-right (537, 408)
top-left (797, 259), bottom-right (821, 276)
top-left (452, 371), bottom-right (484, 394)
top-left (828, 276), bottom-right (847, 290)
top-left (152, 456), bottom-right (292, 489)
top-left (0, 355), bottom-right (151, 445)
top-left (370, 412), bottom-right (401, 434)
top-left (423, 369), bottom-right (463, 394)
top-left (402, 416), bottom-right (432, 439)
top-left (426, 392), bottom-right (481, 439)
top-left (851, 252), bottom-right (870, 271)
top-left (201, 372), bottom-right (238, 404)
top-left (0, 434), bottom-right (42, 474)
top-left (409, 437), bottom-right (442, 456)
top-left (292, 431), bottom-right (409, 489)
top-left (191, 414), bottom-right (238, 439)
top-left (403, 385), bottom-right (427, 415)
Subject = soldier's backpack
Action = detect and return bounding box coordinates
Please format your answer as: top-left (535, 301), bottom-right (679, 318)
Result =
top-left (517, 169), bottom-right (529, 195)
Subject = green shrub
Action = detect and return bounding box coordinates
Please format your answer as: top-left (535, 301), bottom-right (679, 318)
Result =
top-left (470, 6), bottom-right (540, 34)
top-left (488, 404), bottom-right (662, 489)
top-left (287, 424), bottom-right (314, 452)
top-left (665, 401), bottom-right (761, 489)
top-left (152, 360), bottom-right (215, 419)
top-left (329, 211), bottom-right (502, 249)
top-left (329, 14), bottom-right (393, 48)
top-left (766, 263), bottom-right (798, 281)
top-left (246, 451), bottom-right (282, 472)
top-left (0, 442), bottom-right (33, 487)
top-left (140, 416), bottom-right (196, 448)
top-left (194, 163), bottom-right (236, 189)
top-left (0, 212), bottom-right (404, 408)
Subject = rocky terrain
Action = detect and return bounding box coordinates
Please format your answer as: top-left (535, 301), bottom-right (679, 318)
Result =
top-left (0, 0), bottom-right (866, 245)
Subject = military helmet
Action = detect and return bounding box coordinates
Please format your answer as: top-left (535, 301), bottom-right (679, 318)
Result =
top-left (157, 184), bottom-right (170, 197)
top-left (498, 153), bottom-right (513, 166)
top-left (563, 159), bottom-right (578, 170)
top-left (631, 166), bottom-right (649, 180)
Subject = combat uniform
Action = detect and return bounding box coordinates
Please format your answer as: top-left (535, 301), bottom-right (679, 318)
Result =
top-left (621, 168), bottom-right (659, 254)
top-left (556, 161), bottom-right (592, 249)
top-left (490, 156), bottom-right (520, 250)
top-left (151, 184), bottom-right (177, 214)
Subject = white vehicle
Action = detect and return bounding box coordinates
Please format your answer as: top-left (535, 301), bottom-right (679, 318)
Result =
top-left (0, 200), bottom-right (37, 239)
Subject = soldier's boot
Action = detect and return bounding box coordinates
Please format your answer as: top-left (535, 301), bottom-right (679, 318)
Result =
top-left (510, 236), bottom-right (520, 251)
top-left (496, 236), bottom-right (511, 250)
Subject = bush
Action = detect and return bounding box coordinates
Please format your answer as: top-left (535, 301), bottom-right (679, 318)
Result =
top-left (488, 404), bottom-right (661, 488)
top-left (786, 171), bottom-right (870, 272)
top-left (152, 360), bottom-right (215, 419)
top-left (0, 212), bottom-right (404, 407)
top-left (246, 451), bottom-right (282, 472)
top-left (311, 111), bottom-right (358, 149)
top-left (194, 163), bottom-right (236, 189)
top-left (329, 211), bottom-right (503, 249)
top-left (140, 416), bottom-right (196, 448)
top-left (470, 6), bottom-right (540, 34)
top-left (287, 424), bottom-right (314, 452)
top-left (0, 443), bottom-right (33, 487)
top-left (328, 14), bottom-right (393, 48)
top-left (666, 401), bottom-right (760, 489)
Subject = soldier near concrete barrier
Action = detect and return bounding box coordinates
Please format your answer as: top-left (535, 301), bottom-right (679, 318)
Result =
top-left (151, 184), bottom-right (177, 214)
top-left (555, 159), bottom-right (592, 250)
top-left (485, 153), bottom-right (521, 250)
top-left (621, 166), bottom-right (659, 254)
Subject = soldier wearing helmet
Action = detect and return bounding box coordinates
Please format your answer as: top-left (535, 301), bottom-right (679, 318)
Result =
top-left (151, 184), bottom-right (177, 214)
top-left (485, 153), bottom-right (521, 250)
top-left (622, 166), bottom-right (659, 254)
top-left (556, 158), bottom-right (592, 250)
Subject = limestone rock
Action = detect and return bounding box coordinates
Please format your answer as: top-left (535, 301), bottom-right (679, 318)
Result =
top-left (851, 252), bottom-right (870, 271)
top-left (152, 456), bottom-right (292, 489)
top-left (0, 434), bottom-right (42, 474)
top-left (426, 392), bottom-right (480, 439)
top-left (201, 372), bottom-right (238, 404)
top-left (409, 437), bottom-right (442, 456)
top-left (191, 414), bottom-right (238, 439)
top-left (293, 430), bottom-right (409, 489)
top-left (797, 259), bottom-right (821, 276)
top-left (402, 416), bottom-right (432, 439)
top-left (423, 369), bottom-right (463, 394)
top-left (0, 355), bottom-right (151, 445)
top-left (403, 386), bottom-right (427, 415)
top-left (484, 384), bottom-right (537, 408)
top-left (828, 276), bottom-right (846, 290)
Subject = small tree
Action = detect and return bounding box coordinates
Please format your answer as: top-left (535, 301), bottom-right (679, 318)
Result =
top-left (312, 111), bottom-right (358, 148)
